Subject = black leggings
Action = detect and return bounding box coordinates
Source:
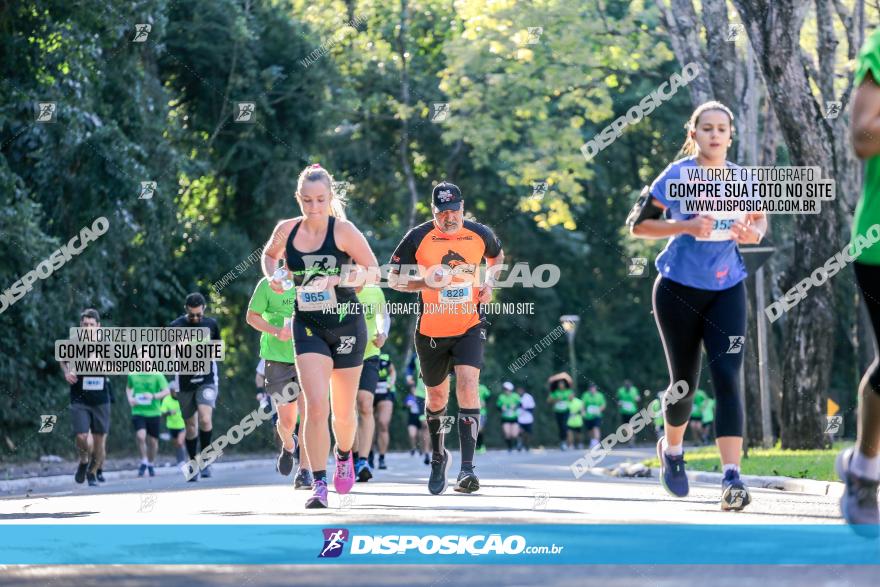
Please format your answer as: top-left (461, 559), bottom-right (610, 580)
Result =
top-left (652, 277), bottom-right (745, 437)
top-left (555, 411), bottom-right (568, 441)
top-left (855, 262), bottom-right (880, 394)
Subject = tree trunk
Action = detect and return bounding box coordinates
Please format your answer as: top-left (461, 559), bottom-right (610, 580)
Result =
top-left (654, 0), bottom-right (714, 106)
top-left (396, 0), bottom-right (420, 229)
top-left (732, 0), bottom-right (836, 449)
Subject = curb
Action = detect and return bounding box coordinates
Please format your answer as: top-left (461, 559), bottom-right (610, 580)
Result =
top-left (589, 465), bottom-right (844, 498)
top-left (0, 458), bottom-right (272, 495)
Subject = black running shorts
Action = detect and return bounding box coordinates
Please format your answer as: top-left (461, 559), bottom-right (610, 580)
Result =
top-left (414, 323), bottom-right (486, 387)
top-left (293, 314), bottom-right (367, 369)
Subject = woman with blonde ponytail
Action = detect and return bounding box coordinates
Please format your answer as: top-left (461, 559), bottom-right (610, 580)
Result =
top-left (627, 101), bottom-right (767, 512)
top-left (261, 163), bottom-right (379, 509)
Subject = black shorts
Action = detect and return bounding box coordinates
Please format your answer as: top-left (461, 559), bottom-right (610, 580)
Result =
top-left (501, 417), bottom-right (518, 425)
top-left (264, 360), bottom-right (300, 404)
top-left (132, 415), bottom-right (160, 438)
top-left (293, 315), bottom-right (367, 369)
top-left (415, 323), bottom-right (486, 387)
top-left (167, 427), bottom-right (185, 437)
top-left (374, 390), bottom-right (395, 406)
top-left (690, 416), bottom-right (703, 423)
top-left (358, 356), bottom-right (381, 393)
top-left (518, 422), bottom-right (533, 433)
top-left (585, 418), bottom-right (602, 430)
top-left (70, 402), bottom-right (111, 435)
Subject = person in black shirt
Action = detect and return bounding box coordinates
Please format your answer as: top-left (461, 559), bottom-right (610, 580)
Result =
top-left (61, 309), bottom-right (112, 486)
top-left (168, 292), bottom-right (222, 480)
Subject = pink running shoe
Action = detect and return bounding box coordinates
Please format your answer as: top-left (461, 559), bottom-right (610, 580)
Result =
top-left (305, 479), bottom-right (328, 509)
top-left (333, 448), bottom-right (356, 495)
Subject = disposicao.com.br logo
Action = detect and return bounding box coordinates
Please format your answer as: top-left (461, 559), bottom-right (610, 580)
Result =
top-left (319, 528), bottom-right (564, 557)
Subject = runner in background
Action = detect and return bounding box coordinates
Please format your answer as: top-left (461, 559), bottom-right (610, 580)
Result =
top-left (547, 372), bottom-right (573, 450)
top-left (651, 391), bottom-right (665, 440)
top-left (246, 274), bottom-right (310, 486)
top-left (702, 394), bottom-right (716, 445)
top-left (405, 354), bottom-right (430, 464)
top-left (477, 383), bottom-right (491, 454)
top-left (62, 309), bottom-right (112, 486)
top-left (582, 383), bottom-right (606, 449)
top-left (566, 390), bottom-right (585, 450)
top-left (516, 385), bottom-right (536, 451)
top-left (497, 382), bottom-right (521, 452)
top-left (126, 372), bottom-right (171, 478)
top-left (169, 292), bottom-right (222, 481)
top-left (689, 387), bottom-right (708, 445)
top-left (354, 283), bottom-right (389, 482)
top-left (160, 390), bottom-right (186, 465)
top-left (370, 352), bottom-right (396, 470)
top-left (616, 379), bottom-right (640, 437)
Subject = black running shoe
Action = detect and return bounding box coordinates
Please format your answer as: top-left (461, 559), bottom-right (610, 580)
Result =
top-left (74, 462), bottom-right (88, 484)
top-left (137, 463), bottom-right (147, 478)
top-left (720, 469), bottom-right (752, 511)
top-left (454, 467), bottom-right (480, 494)
top-left (423, 453), bottom-right (430, 465)
top-left (367, 452), bottom-right (375, 469)
top-left (96, 469), bottom-right (105, 483)
top-left (378, 456), bottom-right (387, 470)
top-left (356, 458), bottom-right (373, 482)
top-left (201, 465), bottom-right (213, 478)
top-left (428, 449), bottom-right (451, 495)
top-left (277, 448), bottom-right (295, 476)
top-left (294, 468), bottom-right (313, 490)
top-left (86, 472), bottom-right (98, 487)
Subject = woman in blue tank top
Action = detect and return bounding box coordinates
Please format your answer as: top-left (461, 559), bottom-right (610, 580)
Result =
top-left (262, 164), bottom-right (379, 509)
top-left (628, 101), bottom-right (767, 511)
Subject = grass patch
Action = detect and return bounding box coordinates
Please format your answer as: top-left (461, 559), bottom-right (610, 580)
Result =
top-left (642, 443), bottom-right (846, 482)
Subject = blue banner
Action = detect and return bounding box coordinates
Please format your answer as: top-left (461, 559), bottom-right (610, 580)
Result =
top-left (1, 524), bottom-right (877, 564)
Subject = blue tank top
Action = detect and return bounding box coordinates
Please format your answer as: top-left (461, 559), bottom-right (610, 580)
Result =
top-left (649, 156), bottom-right (748, 291)
top-left (285, 216), bottom-right (360, 328)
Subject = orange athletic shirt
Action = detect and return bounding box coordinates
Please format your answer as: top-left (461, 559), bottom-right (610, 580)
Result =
top-left (390, 219), bottom-right (502, 337)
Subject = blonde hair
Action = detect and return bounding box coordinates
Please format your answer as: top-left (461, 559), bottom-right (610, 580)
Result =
top-left (296, 164), bottom-right (347, 220)
top-left (680, 101), bottom-right (735, 157)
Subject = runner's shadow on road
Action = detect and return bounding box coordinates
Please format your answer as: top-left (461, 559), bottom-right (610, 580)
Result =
top-left (0, 512), bottom-right (97, 520)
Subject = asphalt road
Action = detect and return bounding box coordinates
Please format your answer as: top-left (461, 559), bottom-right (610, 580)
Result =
top-left (0, 446), bottom-right (871, 586)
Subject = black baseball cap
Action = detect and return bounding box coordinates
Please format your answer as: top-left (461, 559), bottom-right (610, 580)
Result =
top-left (432, 182), bottom-right (463, 211)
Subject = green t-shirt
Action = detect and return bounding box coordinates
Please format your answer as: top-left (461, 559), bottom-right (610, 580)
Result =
top-left (567, 397), bottom-right (585, 427)
top-left (853, 28), bottom-right (880, 265)
top-left (650, 398), bottom-right (664, 427)
top-left (128, 372), bottom-right (169, 417)
top-left (479, 384), bottom-right (491, 417)
top-left (550, 388), bottom-right (571, 412)
top-left (357, 285), bottom-right (387, 359)
top-left (702, 397), bottom-right (716, 424)
top-left (497, 392), bottom-right (521, 420)
top-left (160, 394), bottom-right (185, 429)
top-left (691, 389), bottom-right (708, 418)
top-left (616, 385), bottom-right (639, 415)
top-left (582, 391), bottom-right (606, 418)
top-left (248, 277), bottom-right (296, 363)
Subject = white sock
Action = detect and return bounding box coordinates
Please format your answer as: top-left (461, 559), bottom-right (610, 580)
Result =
top-left (851, 449), bottom-right (880, 481)
top-left (663, 437), bottom-right (683, 456)
top-left (722, 463), bottom-right (739, 475)
top-left (141, 458), bottom-right (149, 465)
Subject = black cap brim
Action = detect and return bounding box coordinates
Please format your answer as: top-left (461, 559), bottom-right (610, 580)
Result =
top-left (434, 201), bottom-right (462, 212)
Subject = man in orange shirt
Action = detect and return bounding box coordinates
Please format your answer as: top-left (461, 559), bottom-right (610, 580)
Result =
top-left (389, 182), bottom-right (504, 495)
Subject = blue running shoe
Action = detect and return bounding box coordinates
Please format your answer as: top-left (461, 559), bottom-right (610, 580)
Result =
top-left (720, 469), bottom-right (751, 511)
top-left (137, 463), bottom-right (147, 478)
top-left (656, 438), bottom-right (689, 497)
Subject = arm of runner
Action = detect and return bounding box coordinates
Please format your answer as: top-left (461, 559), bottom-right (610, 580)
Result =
top-left (731, 212), bottom-right (767, 244)
top-left (126, 384), bottom-right (136, 406)
top-left (246, 310), bottom-right (290, 341)
top-left (853, 70), bottom-right (880, 159)
top-left (479, 251), bottom-right (505, 303)
top-left (388, 364), bottom-right (397, 388)
top-left (337, 219), bottom-right (379, 287)
top-left (629, 177), bottom-right (714, 239)
top-left (388, 229), bottom-right (435, 292)
top-left (61, 360), bottom-right (77, 384)
top-left (261, 218), bottom-right (296, 289)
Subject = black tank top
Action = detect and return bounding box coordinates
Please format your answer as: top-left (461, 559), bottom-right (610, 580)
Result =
top-left (285, 216), bottom-right (359, 329)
